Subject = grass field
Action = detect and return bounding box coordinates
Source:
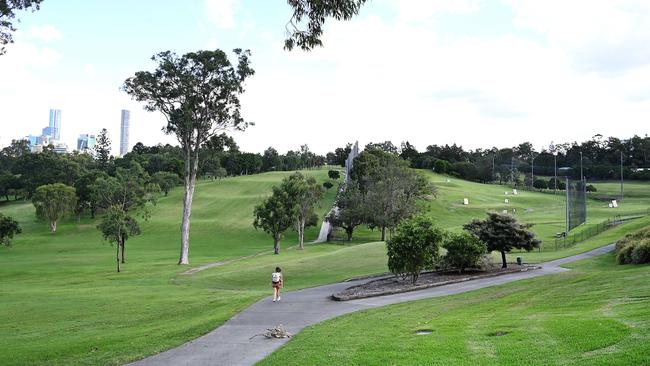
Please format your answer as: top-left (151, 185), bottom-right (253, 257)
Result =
top-left (260, 252), bottom-right (650, 366)
top-left (1, 169), bottom-right (648, 365)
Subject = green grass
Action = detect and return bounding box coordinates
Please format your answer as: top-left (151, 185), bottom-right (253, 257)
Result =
top-left (1, 168), bottom-right (648, 365)
top-left (259, 253), bottom-right (650, 366)
top-left (1, 169), bottom-right (382, 366)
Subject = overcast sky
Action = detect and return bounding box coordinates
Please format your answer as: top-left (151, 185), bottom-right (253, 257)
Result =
top-left (1, 0), bottom-right (649, 155)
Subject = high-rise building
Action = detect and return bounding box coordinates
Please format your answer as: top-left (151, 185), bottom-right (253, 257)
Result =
top-left (77, 134), bottom-right (96, 152)
top-left (120, 110), bottom-right (130, 156)
top-left (43, 109), bottom-right (62, 140)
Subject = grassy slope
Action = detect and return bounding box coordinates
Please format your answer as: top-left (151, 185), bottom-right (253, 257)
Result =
top-left (260, 253), bottom-right (650, 366)
top-left (0, 169), bottom-right (357, 366)
top-left (1, 168), bottom-right (648, 365)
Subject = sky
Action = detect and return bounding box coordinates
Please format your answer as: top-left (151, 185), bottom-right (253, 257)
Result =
top-left (0, 0), bottom-right (649, 156)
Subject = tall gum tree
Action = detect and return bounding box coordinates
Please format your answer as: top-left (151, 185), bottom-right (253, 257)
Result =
top-left (123, 49), bottom-right (254, 264)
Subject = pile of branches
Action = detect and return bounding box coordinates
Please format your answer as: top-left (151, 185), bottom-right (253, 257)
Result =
top-left (250, 325), bottom-right (293, 340)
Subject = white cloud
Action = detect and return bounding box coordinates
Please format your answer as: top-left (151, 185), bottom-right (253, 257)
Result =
top-left (386, 0), bottom-right (482, 22)
top-left (29, 24), bottom-right (62, 42)
top-left (506, 0), bottom-right (650, 74)
top-left (205, 0), bottom-right (239, 28)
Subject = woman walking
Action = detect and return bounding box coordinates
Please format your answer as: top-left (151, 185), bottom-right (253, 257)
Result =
top-left (271, 267), bottom-right (283, 302)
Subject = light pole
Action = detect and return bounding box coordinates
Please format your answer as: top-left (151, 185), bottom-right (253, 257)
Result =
top-left (554, 151), bottom-right (558, 193)
top-left (620, 150), bottom-right (624, 201)
top-left (531, 153), bottom-right (536, 189)
top-left (579, 151), bottom-right (583, 181)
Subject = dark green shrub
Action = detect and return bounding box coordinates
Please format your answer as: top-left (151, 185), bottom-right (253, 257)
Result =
top-left (327, 170), bottom-right (340, 180)
top-left (323, 181), bottom-right (334, 190)
top-left (631, 240), bottom-right (650, 264)
top-left (533, 179), bottom-right (548, 189)
top-left (386, 216), bottom-right (445, 284)
top-left (442, 232), bottom-right (487, 273)
top-left (617, 244), bottom-right (634, 264)
top-left (586, 184), bottom-right (597, 192)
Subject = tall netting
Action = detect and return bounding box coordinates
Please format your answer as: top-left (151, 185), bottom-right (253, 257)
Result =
top-left (566, 177), bottom-right (587, 232)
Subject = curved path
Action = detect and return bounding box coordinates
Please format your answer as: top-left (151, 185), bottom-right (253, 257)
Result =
top-left (129, 244), bottom-right (615, 366)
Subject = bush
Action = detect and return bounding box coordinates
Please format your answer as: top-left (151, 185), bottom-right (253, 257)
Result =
top-left (442, 232), bottom-right (487, 273)
top-left (386, 216), bottom-right (445, 284)
top-left (327, 170), bottom-right (340, 180)
top-left (586, 184), bottom-right (597, 192)
top-left (617, 244), bottom-right (634, 264)
top-left (323, 181), bottom-right (334, 190)
top-left (631, 240), bottom-right (650, 264)
top-left (616, 226), bottom-right (650, 265)
top-left (533, 179), bottom-right (548, 189)
top-left (548, 177), bottom-right (566, 190)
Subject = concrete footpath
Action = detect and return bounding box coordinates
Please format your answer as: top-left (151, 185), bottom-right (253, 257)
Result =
top-left (128, 244), bottom-right (615, 366)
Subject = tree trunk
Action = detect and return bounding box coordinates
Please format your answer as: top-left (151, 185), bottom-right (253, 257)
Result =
top-left (120, 237), bottom-right (125, 264)
top-left (389, 226), bottom-right (395, 240)
top-left (381, 226), bottom-right (386, 241)
top-left (273, 236), bottom-right (280, 254)
top-left (90, 205), bottom-right (96, 219)
top-left (116, 242), bottom-right (121, 273)
top-left (50, 220), bottom-right (57, 233)
top-left (298, 217), bottom-right (305, 250)
top-left (501, 251), bottom-right (507, 268)
top-left (179, 152), bottom-right (199, 265)
top-left (346, 227), bottom-right (353, 241)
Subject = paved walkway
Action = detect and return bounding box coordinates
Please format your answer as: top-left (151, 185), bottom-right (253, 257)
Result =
top-left (128, 244), bottom-right (615, 366)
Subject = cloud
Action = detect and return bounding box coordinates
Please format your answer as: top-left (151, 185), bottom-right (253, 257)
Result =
top-left (29, 24), bottom-right (62, 42)
top-left (506, 0), bottom-right (650, 74)
top-left (386, 0), bottom-right (483, 22)
top-left (205, 0), bottom-right (239, 28)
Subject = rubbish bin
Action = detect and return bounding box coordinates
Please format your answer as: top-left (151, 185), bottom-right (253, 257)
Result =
top-left (516, 257), bottom-right (523, 265)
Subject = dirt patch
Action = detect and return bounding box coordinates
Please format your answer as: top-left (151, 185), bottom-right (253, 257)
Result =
top-left (333, 264), bottom-right (540, 301)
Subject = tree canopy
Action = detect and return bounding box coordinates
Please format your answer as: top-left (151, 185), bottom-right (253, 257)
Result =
top-left (464, 213), bottom-right (540, 268)
top-left (32, 183), bottom-right (77, 233)
top-left (123, 48), bottom-right (254, 265)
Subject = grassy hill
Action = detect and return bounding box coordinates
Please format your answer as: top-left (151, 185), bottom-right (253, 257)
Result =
top-left (260, 251), bottom-right (650, 366)
top-left (1, 169), bottom-right (648, 365)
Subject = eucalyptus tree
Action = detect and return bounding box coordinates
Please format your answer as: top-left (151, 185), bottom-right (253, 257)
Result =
top-left (1, 0), bottom-right (44, 55)
top-left (123, 48), bottom-right (254, 264)
top-left (253, 185), bottom-right (296, 255)
top-left (32, 183), bottom-right (77, 233)
top-left (284, 172), bottom-right (323, 249)
top-left (0, 213), bottom-right (21, 247)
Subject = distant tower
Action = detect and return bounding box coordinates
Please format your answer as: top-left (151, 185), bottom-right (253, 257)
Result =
top-left (120, 110), bottom-right (130, 156)
top-left (43, 109), bottom-right (61, 140)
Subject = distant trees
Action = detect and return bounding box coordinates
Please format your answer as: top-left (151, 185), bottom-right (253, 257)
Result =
top-left (253, 172), bottom-right (324, 252)
top-left (92, 162), bottom-right (158, 271)
top-left (32, 183), bottom-right (77, 233)
top-left (326, 182), bottom-right (365, 241)
top-left (327, 170), bottom-right (340, 180)
top-left (464, 213), bottom-right (540, 268)
top-left (151, 171), bottom-right (181, 196)
top-left (0, 213), bottom-right (21, 247)
top-left (95, 129), bottom-right (112, 170)
top-left (97, 206), bottom-right (141, 272)
top-left (285, 173), bottom-right (323, 250)
top-left (253, 186), bottom-right (296, 255)
top-left (124, 48), bottom-right (255, 265)
top-left (386, 216), bottom-right (444, 284)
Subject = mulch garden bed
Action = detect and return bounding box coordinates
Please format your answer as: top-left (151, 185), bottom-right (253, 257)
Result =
top-left (333, 264), bottom-right (540, 301)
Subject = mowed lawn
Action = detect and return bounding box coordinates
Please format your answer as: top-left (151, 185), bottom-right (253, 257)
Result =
top-left (420, 172), bottom-right (650, 248)
top-left (260, 252), bottom-right (650, 366)
top-left (1, 168), bottom-right (648, 365)
top-left (0, 169), bottom-right (381, 366)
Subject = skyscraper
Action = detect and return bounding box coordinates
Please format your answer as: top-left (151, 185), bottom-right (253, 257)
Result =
top-left (77, 134), bottom-right (96, 152)
top-left (43, 109), bottom-right (61, 140)
top-left (120, 109), bottom-right (130, 156)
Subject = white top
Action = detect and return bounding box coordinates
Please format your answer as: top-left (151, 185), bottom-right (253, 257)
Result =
top-left (272, 272), bottom-right (282, 282)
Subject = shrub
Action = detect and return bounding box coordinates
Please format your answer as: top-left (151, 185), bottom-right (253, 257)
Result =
top-left (386, 216), bottom-right (445, 284)
top-left (323, 181), bottom-right (334, 190)
top-left (442, 232), bottom-right (487, 273)
top-left (327, 170), bottom-right (340, 180)
top-left (533, 179), bottom-right (548, 189)
top-left (586, 184), bottom-right (597, 192)
top-left (631, 240), bottom-right (650, 264)
top-left (617, 244), bottom-right (634, 264)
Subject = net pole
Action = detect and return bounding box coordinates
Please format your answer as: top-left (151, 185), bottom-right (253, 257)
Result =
top-left (565, 176), bottom-right (569, 235)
